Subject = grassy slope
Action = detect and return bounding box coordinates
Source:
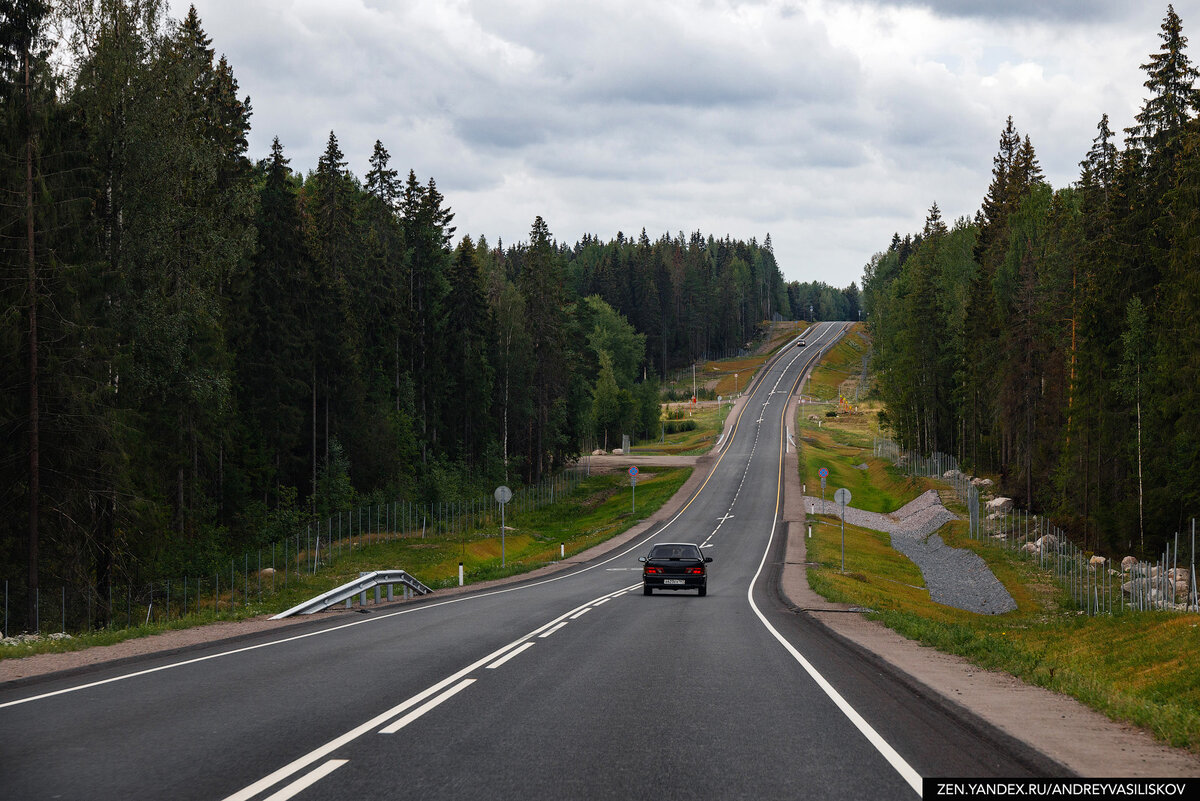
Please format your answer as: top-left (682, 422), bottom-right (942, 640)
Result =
top-left (646, 321), bottom-right (809, 455)
top-left (801, 325), bottom-right (1200, 752)
top-left (1, 468), bottom-right (691, 660)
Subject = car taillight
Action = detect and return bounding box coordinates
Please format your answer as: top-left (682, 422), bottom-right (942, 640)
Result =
top-left (644, 566), bottom-right (662, 574)
top-left (687, 567), bottom-right (704, 575)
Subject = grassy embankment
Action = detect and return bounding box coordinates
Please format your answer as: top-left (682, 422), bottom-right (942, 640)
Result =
top-left (799, 325), bottom-right (1200, 752)
top-left (1, 468), bottom-right (691, 660)
top-left (642, 321), bottom-right (812, 456)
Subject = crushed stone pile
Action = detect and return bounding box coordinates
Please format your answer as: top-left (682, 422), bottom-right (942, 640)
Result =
top-left (804, 488), bottom-right (1017, 615)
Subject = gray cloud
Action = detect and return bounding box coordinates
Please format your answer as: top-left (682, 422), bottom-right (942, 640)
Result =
top-left (865, 0), bottom-right (1140, 24)
top-left (180, 0), bottom-right (1191, 289)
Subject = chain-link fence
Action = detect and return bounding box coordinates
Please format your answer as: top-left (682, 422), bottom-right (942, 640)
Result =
top-left (872, 437), bottom-right (1197, 616)
top-left (3, 466), bottom-right (589, 639)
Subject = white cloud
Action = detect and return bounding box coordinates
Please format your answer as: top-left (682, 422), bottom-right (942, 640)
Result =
top-left (180, 0), bottom-right (1200, 289)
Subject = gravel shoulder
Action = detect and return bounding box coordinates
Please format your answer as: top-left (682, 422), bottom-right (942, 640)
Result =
top-left (804, 489), bottom-right (1017, 615)
top-left (782, 393), bottom-right (1200, 777)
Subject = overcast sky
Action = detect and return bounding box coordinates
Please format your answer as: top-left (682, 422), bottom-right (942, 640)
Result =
top-left (178, 0), bottom-right (1197, 288)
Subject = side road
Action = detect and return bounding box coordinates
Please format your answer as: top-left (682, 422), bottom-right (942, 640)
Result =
top-left (780, 390), bottom-right (1200, 777)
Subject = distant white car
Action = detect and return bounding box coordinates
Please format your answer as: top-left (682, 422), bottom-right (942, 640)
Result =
top-left (796, 339), bottom-right (806, 347)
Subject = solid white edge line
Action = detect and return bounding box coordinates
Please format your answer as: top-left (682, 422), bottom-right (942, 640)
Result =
top-left (747, 573), bottom-right (923, 796)
top-left (3, 394), bottom-right (738, 713)
top-left (745, 324), bottom-right (922, 798)
top-left (219, 583), bottom-right (638, 801)
top-left (378, 679), bottom-right (476, 734)
top-left (260, 760), bottom-right (348, 801)
top-left (485, 641), bottom-right (535, 668)
top-left (8, 326), bottom-right (797, 712)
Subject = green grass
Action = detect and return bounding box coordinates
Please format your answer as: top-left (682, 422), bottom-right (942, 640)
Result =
top-left (1, 469), bottom-right (692, 661)
top-left (643, 322), bottom-right (812, 456)
top-left (799, 329), bottom-right (1200, 753)
top-left (638, 403), bottom-right (730, 455)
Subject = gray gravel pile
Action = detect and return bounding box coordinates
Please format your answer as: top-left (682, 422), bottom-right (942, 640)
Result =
top-left (805, 489), bottom-right (1017, 615)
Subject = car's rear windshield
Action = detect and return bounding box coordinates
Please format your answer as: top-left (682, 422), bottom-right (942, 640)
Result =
top-left (649, 545), bottom-right (702, 560)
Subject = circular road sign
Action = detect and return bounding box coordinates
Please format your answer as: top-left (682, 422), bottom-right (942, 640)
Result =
top-left (494, 485), bottom-right (513, 504)
top-left (818, 467), bottom-right (829, 478)
top-left (834, 488), bottom-right (852, 506)
top-left (628, 466), bottom-right (638, 476)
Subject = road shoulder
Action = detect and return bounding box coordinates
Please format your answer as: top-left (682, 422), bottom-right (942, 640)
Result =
top-left (780, 393), bottom-right (1200, 777)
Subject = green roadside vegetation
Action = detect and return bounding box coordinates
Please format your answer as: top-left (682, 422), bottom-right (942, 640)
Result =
top-left (801, 324), bottom-right (1200, 752)
top-left (644, 321), bottom-right (811, 456)
top-left (1, 468), bottom-right (691, 661)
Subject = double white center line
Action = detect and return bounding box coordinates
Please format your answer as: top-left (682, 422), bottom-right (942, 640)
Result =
top-left (222, 583), bottom-right (638, 801)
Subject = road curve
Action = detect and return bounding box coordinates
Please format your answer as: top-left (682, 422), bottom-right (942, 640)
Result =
top-left (0, 322), bottom-right (1062, 801)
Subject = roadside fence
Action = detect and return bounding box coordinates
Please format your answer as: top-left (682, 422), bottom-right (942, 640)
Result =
top-left (2, 466), bottom-right (589, 640)
top-left (872, 437), bottom-right (1197, 617)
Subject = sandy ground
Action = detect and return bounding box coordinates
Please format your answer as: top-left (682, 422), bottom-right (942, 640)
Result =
top-left (4, 377), bottom-right (1198, 777)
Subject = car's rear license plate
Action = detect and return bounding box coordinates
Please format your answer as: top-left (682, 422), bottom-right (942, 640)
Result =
top-left (664, 579), bottom-right (685, 585)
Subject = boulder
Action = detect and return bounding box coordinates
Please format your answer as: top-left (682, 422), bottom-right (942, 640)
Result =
top-left (259, 567), bottom-right (276, 577)
top-left (971, 477), bottom-right (994, 488)
top-left (986, 497), bottom-right (1014, 513)
top-left (1122, 578), bottom-right (1149, 596)
top-left (1036, 534), bottom-right (1058, 550)
top-left (1089, 555), bottom-right (1106, 568)
top-left (611, 448), bottom-right (623, 455)
top-left (1175, 580), bottom-right (1192, 602)
top-left (591, 448), bottom-right (605, 456)
top-left (943, 469), bottom-right (962, 480)
top-left (1021, 542), bottom-right (1039, 556)
top-left (1121, 555), bottom-right (1138, 572)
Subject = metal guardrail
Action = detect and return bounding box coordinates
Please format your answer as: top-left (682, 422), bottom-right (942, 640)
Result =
top-left (271, 570), bottom-right (433, 619)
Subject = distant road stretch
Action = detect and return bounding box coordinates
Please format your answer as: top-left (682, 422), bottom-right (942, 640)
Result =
top-left (0, 322), bottom-right (1056, 800)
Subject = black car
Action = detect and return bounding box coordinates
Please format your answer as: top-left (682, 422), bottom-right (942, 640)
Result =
top-left (640, 542), bottom-right (712, 596)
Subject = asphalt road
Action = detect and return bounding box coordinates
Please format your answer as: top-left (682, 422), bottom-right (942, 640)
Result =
top-left (0, 322), bottom-right (1061, 800)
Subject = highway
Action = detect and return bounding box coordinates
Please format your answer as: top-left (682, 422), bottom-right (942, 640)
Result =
top-left (0, 321), bottom-right (1059, 800)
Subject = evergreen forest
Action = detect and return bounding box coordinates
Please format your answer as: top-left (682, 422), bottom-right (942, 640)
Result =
top-left (864, 6), bottom-right (1200, 560)
top-left (0, 2), bottom-right (859, 627)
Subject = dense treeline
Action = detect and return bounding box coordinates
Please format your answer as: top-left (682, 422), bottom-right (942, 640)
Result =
top-left (864, 5), bottom-right (1200, 558)
top-left (0, 2), bottom-right (802, 624)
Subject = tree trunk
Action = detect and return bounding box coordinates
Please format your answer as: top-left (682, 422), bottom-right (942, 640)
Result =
top-left (25, 45), bottom-right (40, 631)
top-left (311, 363), bottom-right (317, 514)
top-left (1136, 367), bottom-right (1144, 552)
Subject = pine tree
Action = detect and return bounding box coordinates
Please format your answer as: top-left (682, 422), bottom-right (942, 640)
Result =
top-left (521, 216), bottom-right (570, 478)
top-left (1127, 5), bottom-right (1199, 156)
top-left (233, 138), bottom-right (311, 502)
top-left (0, 0), bottom-right (52, 628)
top-left (444, 235), bottom-right (494, 465)
top-left (305, 130), bottom-right (361, 506)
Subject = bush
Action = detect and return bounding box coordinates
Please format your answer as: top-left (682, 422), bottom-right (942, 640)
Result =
top-left (663, 420), bottom-right (698, 435)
